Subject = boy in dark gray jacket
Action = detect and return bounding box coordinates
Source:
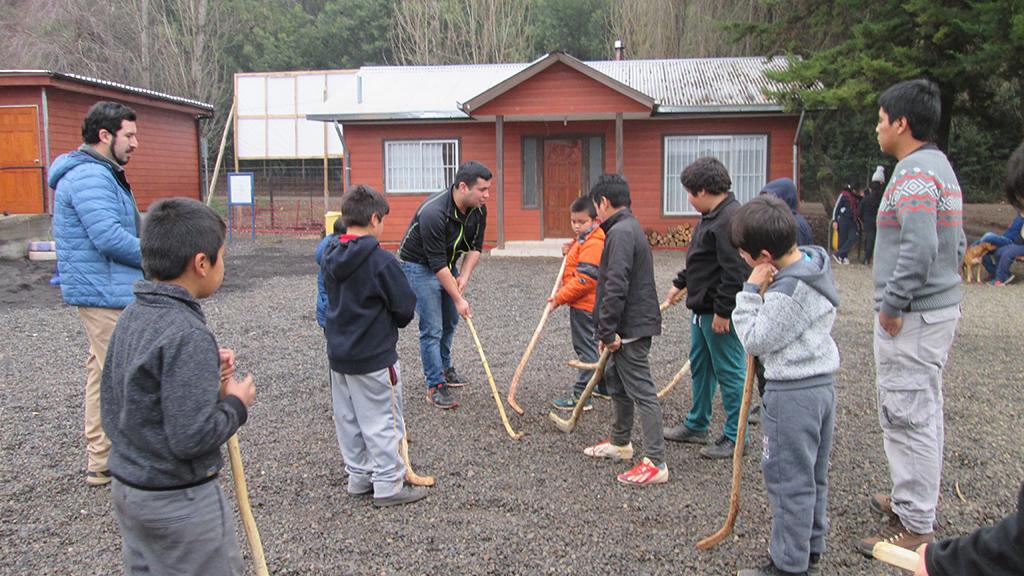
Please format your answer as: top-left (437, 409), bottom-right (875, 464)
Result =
top-left (101, 198), bottom-right (255, 576)
top-left (582, 174), bottom-right (666, 486)
top-left (731, 195), bottom-right (840, 576)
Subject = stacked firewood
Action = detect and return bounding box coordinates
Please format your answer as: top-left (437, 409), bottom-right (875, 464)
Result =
top-left (646, 223), bottom-right (693, 248)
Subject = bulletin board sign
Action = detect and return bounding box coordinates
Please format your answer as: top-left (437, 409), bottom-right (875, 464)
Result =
top-left (227, 172), bottom-right (256, 241)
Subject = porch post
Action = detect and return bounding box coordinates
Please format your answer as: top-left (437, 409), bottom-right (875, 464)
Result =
top-left (496, 115), bottom-right (505, 249)
top-left (615, 112), bottom-right (623, 175)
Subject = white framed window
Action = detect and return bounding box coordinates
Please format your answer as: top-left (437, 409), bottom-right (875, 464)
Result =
top-left (385, 139), bottom-right (460, 194)
top-left (663, 135), bottom-right (768, 215)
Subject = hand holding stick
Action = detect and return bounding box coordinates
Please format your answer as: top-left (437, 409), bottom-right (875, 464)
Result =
top-left (465, 316), bottom-right (524, 440)
top-left (507, 255), bottom-right (568, 415)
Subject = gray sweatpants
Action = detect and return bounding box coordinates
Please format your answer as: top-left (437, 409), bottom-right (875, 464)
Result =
top-left (761, 383), bottom-right (835, 573)
top-left (570, 307), bottom-right (599, 394)
top-left (111, 478), bottom-right (244, 576)
top-left (606, 337), bottom-right (666, 465)
top-left (330, 362), bottom-right (406, 499)
top-left (873, 305), bottom-right (959, 534)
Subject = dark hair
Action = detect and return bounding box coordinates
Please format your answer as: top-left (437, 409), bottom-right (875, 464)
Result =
top-left (878, 79), bottom-right (941, 143)
top-left (333, 218), bottom-right (347, 235)
top-left (590, 173), bottom-right (631, 208)
top-left (681, 157), bottom-right (731, 195)
top-left (570, 195), bottom-right (597, 218)
top-left (453, 160), bottom-right (492, 190)
top-left (142, 198), bottom-right (226, 281)
top-left (81, 101), bottom-right (137, 144)
top-left (730, 195), bottom-right (797, 260)
top-left (1006, 140), bottom-right (1024, 211)
top-left (869, 180), bottom-right (884, 196)
top-left (341, 184), bottom-right (390, 227)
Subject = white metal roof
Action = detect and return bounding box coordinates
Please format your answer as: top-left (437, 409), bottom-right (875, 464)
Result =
top-left (306, 54), bottom-right (794, 122)
top-left (0, 70), bottom-right (214, 112)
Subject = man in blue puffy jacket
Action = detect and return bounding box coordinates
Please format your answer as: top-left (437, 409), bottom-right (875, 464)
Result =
top-left (50, 101), bottom-right (144, 487)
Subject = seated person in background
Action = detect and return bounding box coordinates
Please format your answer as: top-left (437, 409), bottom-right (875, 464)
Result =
top-left (975, 212), bottom-right (1024, 286)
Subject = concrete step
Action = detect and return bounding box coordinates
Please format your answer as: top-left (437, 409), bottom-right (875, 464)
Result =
top-left (489, 239), bottom-right (570, 258)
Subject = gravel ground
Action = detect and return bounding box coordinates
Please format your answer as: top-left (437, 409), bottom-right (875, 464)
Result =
top-left (2, 236), bottom-right (1023, 575)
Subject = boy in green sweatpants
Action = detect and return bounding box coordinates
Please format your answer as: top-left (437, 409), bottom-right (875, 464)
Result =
top-left (663, 157), bottom-right (751, 460)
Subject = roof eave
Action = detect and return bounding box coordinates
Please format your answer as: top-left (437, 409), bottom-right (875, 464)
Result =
top-left (306, 111), bottom-right (472, 122)
top-left (0, 69), bottom-right (214, 114)
top-left (654, 104), bottom-right (789, 114)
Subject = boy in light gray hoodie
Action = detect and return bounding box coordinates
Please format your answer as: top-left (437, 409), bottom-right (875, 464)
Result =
top-left (731, 195), bottom-right (840, 576)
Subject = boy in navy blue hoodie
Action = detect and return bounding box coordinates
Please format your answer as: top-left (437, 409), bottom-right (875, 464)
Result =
top-left (322, 185), bottom-right (426, 507)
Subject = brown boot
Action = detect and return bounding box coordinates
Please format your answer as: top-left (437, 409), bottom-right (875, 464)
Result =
top-left (856, 515), bottom-right (934, 558)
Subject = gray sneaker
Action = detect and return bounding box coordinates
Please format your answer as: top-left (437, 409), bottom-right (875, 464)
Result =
top-left (373, 484), bottom-right (429, 508)
top-left (664, 424), bottom-right (709, 444)
top-left (427, 384), bottom-right (459, 409)
top-left (700, 435), bottom-right (743, 460)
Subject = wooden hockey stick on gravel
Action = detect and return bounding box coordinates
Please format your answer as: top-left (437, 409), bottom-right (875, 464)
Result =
top-left (400, 434), bottom-right (436, 487)
top-left (696, 287), bottom-right (764, 550)
top-left (656, 360), bottom-right (691, 400)
top-left (507, 255), bottom-right (568, 415)
top-left (226, 434), bottom-right (269, 576)
top-left (465, 316), bottom-right (524, 440)
top-left (548, 348), bottom-right (611, 433)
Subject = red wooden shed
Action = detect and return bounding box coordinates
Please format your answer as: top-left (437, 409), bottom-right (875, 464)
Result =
top-left (308, 52), bottom-right (804, 248)
top-left (0, 70), bottom-right (214, 215)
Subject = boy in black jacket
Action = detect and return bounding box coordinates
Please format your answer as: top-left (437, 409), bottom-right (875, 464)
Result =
top-left (322, 185), bottom-right (426, 507)
top-left (582, 174), bottom-right (667, 486)
top-left (663, 157), bottom-right (752, 460)
top-left (102, 198), bottom-right (254, 575)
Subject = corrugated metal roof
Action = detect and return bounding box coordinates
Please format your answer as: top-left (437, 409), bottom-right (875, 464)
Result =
top-left (0, 70), bottom-right (214, 113)
top-left (306, 55), bottom-right (794, 122)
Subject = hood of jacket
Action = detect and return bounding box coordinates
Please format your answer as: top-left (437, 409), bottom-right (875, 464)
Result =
top-left (775, 245), bottom-right (840, 307)
top-left (48, 147), bottom-right (122, 189)
top-left (760, 178), bottom-right (799, 212)
top-left (323, 234), bottom-right (379, 283)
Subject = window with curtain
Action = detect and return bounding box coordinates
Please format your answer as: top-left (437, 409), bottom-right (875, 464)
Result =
top-left (384, 139), bottom-right (459, 193)
top-left (662, 135), bottom-right (768, 215)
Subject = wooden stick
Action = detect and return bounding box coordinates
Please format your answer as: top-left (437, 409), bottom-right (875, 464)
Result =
top-left (507, 255), bottom-right (568, 415)
top-left (205, 101), bottom-right (235, 206)
top-left (465, 316), bottom-right (524, 440)
top-left (695, 353), bottom-right (756, 550)
top-left (656, 360), bottom-right (691, 400)
top-left (226, 434), bottom-right (269, 576)
top-left (548, 348), bottom-right (611, 433)
top-left (873, 542), bottom-right (921, 572)
top-left (567, 359), bottom-right (599, 371)
top-left (400, 434), bottom-right (435, 487)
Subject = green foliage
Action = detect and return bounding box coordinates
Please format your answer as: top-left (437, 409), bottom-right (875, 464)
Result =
top-left (528, 0), bottom-right (612, 60)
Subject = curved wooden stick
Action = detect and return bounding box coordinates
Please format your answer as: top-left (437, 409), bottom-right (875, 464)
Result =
top-left (548, 348), bottom-right (611, 433)
top-left (400, 434), bottom-right (436, 487)
top-left (567, 359), bottom-right (599, 371)
top-left (226, 434), bottom-right (269, 576)
top-left (873, 542), bottom-right (921, 572)
top-left (507, 255), bottom-right (568, 415)
top-left (465, 316), bottom-right (524, 440)
top-left (656, 360), bottom-right (691, 400)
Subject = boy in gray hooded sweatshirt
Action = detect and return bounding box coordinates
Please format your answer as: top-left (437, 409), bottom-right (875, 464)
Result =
top-left (731, 195), bottom-right (840, 576)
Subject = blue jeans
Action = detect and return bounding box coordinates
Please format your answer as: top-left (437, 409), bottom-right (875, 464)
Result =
top-left (400, 261), bottom-right (458, 388)
top-left (977, 233), bottom-right (1024, 282)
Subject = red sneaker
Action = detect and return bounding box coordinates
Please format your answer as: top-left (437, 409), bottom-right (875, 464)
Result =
top-left (616, 457), bottom-right (668, 486)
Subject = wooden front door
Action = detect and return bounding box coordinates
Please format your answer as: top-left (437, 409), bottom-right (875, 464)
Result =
top-left (543, 139), bottom-right (583, 238)
top-left (0, 107), bottom-right (44, 214)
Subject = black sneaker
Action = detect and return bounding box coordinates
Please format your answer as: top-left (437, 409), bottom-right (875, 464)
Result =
top-left (373, 484), bottom-right (429, 508)
top-left (664, 424), bottom-right (709, 444)
top-left (427, 384), bottom-right (459, 409)
top-left (444, 366), bottom-right (466, 388)
top-left (592, 386), bottom-right (611, 400)
top-left (737, 560), bottom-right (807, 576)
top-left (700, 435), bottom-right (743, 460)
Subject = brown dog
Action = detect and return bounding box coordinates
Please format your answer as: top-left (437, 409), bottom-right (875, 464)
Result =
top-left (962, 242), bottom-right (996, 283)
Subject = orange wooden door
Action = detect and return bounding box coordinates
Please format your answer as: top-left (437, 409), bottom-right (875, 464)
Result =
top-left (0, 107), bottom-right (44, 213)
top-left (543, 139), bottom-right (583, 238)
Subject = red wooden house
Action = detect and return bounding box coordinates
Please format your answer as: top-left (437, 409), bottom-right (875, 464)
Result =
top-left (0, 70), bottom-right (213, 214)
top-left (308, 52), bottom-right (803, 247)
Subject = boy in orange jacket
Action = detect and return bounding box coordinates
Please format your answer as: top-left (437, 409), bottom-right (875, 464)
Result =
top-left (549, 196), bottom-right (607, 411)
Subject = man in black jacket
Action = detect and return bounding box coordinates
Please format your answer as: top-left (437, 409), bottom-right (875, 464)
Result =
top-left (581, 174), bottom-right (667, 486)
top-left (398, 161), bottom-right (490, 409)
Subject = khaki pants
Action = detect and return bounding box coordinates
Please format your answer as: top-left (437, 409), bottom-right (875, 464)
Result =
top-left (78, 306), bottom-right (122, 474)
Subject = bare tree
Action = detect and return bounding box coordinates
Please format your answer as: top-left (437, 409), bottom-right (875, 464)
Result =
top-left (392, 0), bottom-right (532, 65)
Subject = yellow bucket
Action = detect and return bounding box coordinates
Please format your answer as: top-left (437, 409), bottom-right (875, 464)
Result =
top-left (324, 211), bottom-right (343, 234)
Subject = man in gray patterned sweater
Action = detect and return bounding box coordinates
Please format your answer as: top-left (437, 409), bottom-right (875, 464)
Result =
top-left (859, 79), bottom-right (967, 557)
